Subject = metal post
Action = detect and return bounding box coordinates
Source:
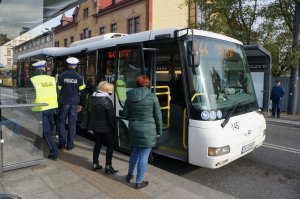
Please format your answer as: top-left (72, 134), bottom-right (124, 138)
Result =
top-left (0, 80), bottom-right (3, 177)
top-left (288, 1), bottom-right (300, 115)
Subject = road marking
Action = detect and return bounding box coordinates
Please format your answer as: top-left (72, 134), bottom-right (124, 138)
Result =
top-left (263, 142), bottom-right (300, 154)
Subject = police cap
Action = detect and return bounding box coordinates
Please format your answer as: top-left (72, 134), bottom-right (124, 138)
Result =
top-left (66, 57), bottom-right (79, 67)
top-left (32, 60), bottom-right (46, 69)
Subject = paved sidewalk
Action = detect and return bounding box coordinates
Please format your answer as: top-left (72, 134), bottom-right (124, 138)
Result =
top-left (264, 112), bottom-right (300, 128)
top-left (0, 136), bottom-right (236, 199)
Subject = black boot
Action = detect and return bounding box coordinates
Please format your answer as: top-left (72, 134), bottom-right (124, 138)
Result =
top-left (104, 165), bottom-right (118, 174)
top-left (135, 181), bottom-right (149, 189)
top-left (126, 174), bottom-right (134, 183)
top-left (92, 163), bottom-right (102, 171)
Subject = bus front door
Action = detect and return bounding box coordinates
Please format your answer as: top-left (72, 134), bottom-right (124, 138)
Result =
top-left (148, 43), bottom-right (188, 161)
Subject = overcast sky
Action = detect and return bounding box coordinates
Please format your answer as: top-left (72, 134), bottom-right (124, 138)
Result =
top-left (0, 0), bottom-right (78, 39)
top-left (0, 0), bottom-right (43, 38)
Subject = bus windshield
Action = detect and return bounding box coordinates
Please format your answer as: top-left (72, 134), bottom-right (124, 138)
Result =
top-left (185, 36), bottom-right (257, 120)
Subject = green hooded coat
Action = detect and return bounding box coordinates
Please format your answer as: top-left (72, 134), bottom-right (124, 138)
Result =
top-left (123, 87), bottom-right (162, 148)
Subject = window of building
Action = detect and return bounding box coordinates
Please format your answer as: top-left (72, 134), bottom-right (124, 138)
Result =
top-left (128, 18), bottom-right (133, 34)
top-left (80, 34), bottom-right (83, 40)
top-left (64, 39), bottom-right (68, 47)
top-left (127, 16), bottom-right (140, 34)
top-left (70, 36), bottom-right (74, 43)
top-left (111, 23), bottom-right (117, 33)
top-left (55, 41), bottom-right (59, 47)
top-left (83, 28), bottom-right (89, 39)
top-left (134, 17), bottom-right (140, 33)
top-left (7, 59), bottom-right (11, 66)
top-left (7, 49), bottom-right (11, 56)
top-left (99, 27), bottom-right (105, 35)
top-left (83, 8), bottom-right (89, 18)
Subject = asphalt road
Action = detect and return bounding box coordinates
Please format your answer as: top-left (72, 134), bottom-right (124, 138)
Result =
top-left (150, 123), bottom-right (300, 199)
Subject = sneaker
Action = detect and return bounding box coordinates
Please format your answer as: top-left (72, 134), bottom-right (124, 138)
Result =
top-left (126, 174), bottom-right (134, 183)
top-left (92, 163), bottom-right (102, 171)
top-left (104, 165), bottom-right (118, 174)
top-left (135, 181), bottom-right (149, 189)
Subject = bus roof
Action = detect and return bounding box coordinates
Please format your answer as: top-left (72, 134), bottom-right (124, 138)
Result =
top-left (18, 47), bottom-right (69, 60)
top-left (18, 28), bottom-right (243, 60)
top-left (70, 33), bottom-right (127, 47)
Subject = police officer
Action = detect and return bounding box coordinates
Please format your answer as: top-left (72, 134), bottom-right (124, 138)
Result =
top-left (57, 57), bottom-right (86, 150)
top-left (30, 60), bottom-right (58, 160)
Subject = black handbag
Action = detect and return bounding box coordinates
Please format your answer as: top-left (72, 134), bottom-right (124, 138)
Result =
top-left (80, 108), bottom-right (90, 129)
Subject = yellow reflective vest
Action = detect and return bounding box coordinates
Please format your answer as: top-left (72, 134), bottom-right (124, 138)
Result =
top-left (30, 75), bottom-right (58, 111)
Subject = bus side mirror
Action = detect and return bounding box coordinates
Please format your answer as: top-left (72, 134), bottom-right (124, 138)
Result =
top-left (187, 41), bottom-right (200, 67)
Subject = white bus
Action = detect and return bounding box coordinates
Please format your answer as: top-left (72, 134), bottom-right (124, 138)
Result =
top-left (18, 28), bottom-right (266, 168)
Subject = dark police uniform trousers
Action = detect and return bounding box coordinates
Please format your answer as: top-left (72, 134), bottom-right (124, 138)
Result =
top-left (42, 109), bottom-right (58, 158)
top-left (57, 69), bottom-right (85, 150)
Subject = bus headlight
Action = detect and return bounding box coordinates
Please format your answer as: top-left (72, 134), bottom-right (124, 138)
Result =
top-left (208, 145), bottom-right (230, 156)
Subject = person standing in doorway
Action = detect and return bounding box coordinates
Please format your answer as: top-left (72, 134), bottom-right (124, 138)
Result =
top-left (270, 80), bottom-right (285, 118)
top-left (57, 57), bottom-right (86, 150)
top-left (30, 60), bottom-right (58, 160)
top-left (123, 75), bottom-right (162, 189)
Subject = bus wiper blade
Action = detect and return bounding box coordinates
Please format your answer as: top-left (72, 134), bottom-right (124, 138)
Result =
top-left (221, 103), bottom-right (240, 128)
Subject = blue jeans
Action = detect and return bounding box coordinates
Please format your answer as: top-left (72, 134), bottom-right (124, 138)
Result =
top-left (128, 146), bottom-right (151, 184)
top-left (58, 104), bottom-right (78, 149)
top-left (43, 109), bottom-right (58, 158)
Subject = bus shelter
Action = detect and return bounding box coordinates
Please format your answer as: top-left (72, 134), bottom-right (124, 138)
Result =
top-left (244, 45), bottom-right (272, 112)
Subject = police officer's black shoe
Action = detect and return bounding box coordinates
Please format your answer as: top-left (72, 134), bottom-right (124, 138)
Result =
top-left (48, 155), bottom-right (58, 161)
top-left (126, 174), bottom-right (134, 183)
top-left (104, 165), bottom-right (118, 174)
top-left (92, 163), bottom-right (102, 171)
top-left (135, 181), bottom-right (149, 189)
top-left (57, 144), bottom-right (65, 150)
top-left (67, 146), bottom-right (74, 151)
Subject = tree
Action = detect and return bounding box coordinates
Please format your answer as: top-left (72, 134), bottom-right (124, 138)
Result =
top-left (184, 0), bottom-right (261, 45)
top-left (0, 33), bottom-right (10, 46)
top-left (258, 0), bottom-right (294, 76)
top-left (182, 0), bottom-right (295, 76)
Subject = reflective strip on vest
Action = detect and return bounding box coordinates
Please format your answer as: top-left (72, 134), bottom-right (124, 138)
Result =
top-left (30, 75), bottom-right (58, 111)
top-left (79, 83), bottom-right (86, 90)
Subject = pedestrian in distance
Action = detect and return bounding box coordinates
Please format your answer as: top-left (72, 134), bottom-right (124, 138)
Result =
top-left (87, 81), bottom-right (118, 174)
top-left (123, 75), bottom-right (162, 189)
top-left (30, 60), bottom-right (59, 160)
top-left (57, 57), bottom-right (86, 150)
top-left (270, 80), bottom-right (285, 118)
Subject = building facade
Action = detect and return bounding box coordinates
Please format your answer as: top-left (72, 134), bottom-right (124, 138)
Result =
top-left (14, 32), bottom-right (53, 63)
top-left (0, 34), bottom-right (34, 69)
top-left (54, 0), bottom-right (192, 47)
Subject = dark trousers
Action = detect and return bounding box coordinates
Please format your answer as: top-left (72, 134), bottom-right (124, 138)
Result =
top-left (43, 109), bottom-right (58, 158)
top-left (58, 104), bottom-right (78, 149)
top-left (272, 100), bottom-right (281, 117)
top-left (93, 132), bottom-right (114, 166)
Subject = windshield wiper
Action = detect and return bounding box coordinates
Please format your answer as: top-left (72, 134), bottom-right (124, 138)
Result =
top-left (221, 103), bottom-right (240, 128)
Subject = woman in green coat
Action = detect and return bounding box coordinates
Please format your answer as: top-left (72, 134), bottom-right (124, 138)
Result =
top-left (123, 75), bottom-right (162, 189)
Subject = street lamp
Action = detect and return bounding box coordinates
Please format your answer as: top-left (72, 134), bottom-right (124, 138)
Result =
top-left (45, 28), bottom-right (54, 47)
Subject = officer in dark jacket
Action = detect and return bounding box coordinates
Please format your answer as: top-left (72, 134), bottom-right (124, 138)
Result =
top-left (270, 80), bottom-right (285, 118)
top-left (88, 81), bottom-right (118, 174)
top-left (57, 57), bottom-right (86, 150)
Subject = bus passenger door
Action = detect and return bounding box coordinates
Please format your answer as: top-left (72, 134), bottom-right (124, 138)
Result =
top-left (147, 43), bottom-right (188, 161)
top-left (115, 43), bottom-right (144, 152)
